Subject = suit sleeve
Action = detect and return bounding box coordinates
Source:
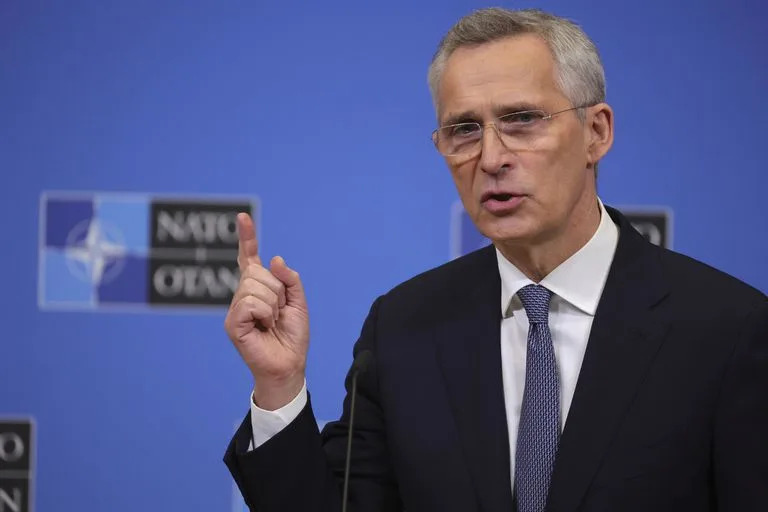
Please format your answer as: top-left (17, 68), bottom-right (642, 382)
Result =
top-left (713, 298), bottom-right (768, 510)
top-left (223, 296), bottom-right (403, 512)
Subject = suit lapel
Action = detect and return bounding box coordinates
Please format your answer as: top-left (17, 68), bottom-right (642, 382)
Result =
top-left (435, 246), bottom-right (515, 512)
top-left (547, 207), bottom-right (672, 512)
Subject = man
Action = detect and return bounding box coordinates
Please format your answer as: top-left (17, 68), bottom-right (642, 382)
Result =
top-left (223, 8), bottom-right (767, 512)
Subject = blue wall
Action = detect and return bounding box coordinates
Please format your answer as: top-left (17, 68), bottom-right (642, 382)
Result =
top-left (1, 1), bottom-right (766, 510)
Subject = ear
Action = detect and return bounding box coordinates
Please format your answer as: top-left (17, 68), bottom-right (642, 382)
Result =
top-left (585, 103), bottom-right (614, 168)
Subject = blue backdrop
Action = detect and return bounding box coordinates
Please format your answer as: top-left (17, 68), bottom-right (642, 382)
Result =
top-left (1, 1), bottom-right (766, 510)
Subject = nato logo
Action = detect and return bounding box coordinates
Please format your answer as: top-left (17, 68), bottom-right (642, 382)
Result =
top-left (38, 192), bottom-right (258, 312)
top-left (451, 201), bottom-right (672, 258)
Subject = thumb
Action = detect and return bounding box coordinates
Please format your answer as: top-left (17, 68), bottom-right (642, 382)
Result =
top-left (270, 256), bottom-right (306, 309)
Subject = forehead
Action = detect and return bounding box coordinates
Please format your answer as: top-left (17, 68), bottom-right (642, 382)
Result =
top-left (436, 34), bottom-right (567, 121)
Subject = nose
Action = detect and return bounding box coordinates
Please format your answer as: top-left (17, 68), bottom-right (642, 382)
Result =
top-left (478, 123), bottom-right (512, 175)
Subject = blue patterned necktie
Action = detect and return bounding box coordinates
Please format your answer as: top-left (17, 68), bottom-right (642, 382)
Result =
top-left (515, 284), bottom-right (560, 512)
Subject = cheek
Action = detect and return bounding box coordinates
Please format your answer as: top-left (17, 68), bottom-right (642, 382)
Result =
top-left (448, 163), bottom-right (477, 202)
top-left (529, 133), bottom-right (587, 190)
top-left (529, 130), bottom-right (579, 166)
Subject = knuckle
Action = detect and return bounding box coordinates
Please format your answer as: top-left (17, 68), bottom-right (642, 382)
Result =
top-left (241, 264), bottom-right (262, 278)
top-left (237, 278), bottom-right (256, 292)
top-left (240, 277), bottom-right (266, 294)
top-left (266, 277), bottom-right (282, 292)
top-left (231, 299), bottom-right (248, 315)
top-left (254, 298), bottom-right (271, 312)
top-left (244, 295), bottom-right (262, 308)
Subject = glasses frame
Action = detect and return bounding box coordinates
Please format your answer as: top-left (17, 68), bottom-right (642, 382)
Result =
top-left (431, 104), bottom-right (595, 157)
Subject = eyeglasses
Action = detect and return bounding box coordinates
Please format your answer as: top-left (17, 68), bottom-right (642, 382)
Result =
top-left (431, 105), bottom-right (593, 159)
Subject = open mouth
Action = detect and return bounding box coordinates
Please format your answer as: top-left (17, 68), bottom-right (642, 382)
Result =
top-left (480, 192), bottom-right (527, 212)
top-left (482, 192), bottom-right (521, 203)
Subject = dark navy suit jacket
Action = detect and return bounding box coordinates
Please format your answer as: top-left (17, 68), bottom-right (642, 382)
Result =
top-left (224, 207), bottom-right (768, 511)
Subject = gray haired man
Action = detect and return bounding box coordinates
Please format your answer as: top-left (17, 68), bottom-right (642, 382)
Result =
top-left (224, 8), bottom-right (768, 512)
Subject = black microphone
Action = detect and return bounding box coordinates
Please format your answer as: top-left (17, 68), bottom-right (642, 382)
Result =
top-left (342, 349), bottom-right (374, 512)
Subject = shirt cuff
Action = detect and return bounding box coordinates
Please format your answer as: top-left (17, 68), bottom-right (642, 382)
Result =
top-left (247, 380), bottom-right (308, 450)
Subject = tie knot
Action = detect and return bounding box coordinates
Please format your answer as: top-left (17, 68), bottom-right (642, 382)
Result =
top-left (517, 284), bottom-right (552, 324)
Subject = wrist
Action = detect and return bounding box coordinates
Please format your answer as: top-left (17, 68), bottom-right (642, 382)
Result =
top-left (251, 373), bottom-right (305, 411)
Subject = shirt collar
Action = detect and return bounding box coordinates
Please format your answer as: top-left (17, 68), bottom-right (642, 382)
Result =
top-left (496, 198), bottom-right (619, 317)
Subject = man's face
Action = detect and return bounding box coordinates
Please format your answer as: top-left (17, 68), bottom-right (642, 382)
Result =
top-left (437, 34), bottom-right (602, 246)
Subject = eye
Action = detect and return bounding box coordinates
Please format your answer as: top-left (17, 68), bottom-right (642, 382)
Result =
top-left (448, 123), bottom-right (481, 138)
top-left (501, 110), bottom-right (545, 125)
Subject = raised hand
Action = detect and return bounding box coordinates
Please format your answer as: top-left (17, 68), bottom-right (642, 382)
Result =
top-left (224, 213), bottom-right (309, 410)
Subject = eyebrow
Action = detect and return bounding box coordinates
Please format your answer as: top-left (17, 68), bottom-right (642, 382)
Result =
top-left (441, 102), bottom-right (543, 127)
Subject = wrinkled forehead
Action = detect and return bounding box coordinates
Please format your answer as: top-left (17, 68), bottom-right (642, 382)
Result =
top-left (436, 34), bottom-right (566, 123)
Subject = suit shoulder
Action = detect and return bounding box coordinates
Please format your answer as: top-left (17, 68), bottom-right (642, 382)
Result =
top-left (659, 247), bottom-right (766, 308)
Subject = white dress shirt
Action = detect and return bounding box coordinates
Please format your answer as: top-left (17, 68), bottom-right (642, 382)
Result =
top-left (498, 199), bottom-right (618, 488)
top-left (248, 199), bottom-right (620, 488)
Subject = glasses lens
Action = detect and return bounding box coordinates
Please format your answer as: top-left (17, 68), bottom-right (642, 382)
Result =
top-left (497, 110), bottom-right (547, 132)
top-left (437, 123), bottom-right (481, 156)
top-left (434, 110), bottom-right (554, 157)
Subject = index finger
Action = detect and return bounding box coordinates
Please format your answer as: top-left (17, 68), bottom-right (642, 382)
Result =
top-left (237, 212), bottom-right (261, 271)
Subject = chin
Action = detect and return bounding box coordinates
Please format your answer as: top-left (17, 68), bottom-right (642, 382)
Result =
top-left (474, 214), bottom-right (539, 245)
